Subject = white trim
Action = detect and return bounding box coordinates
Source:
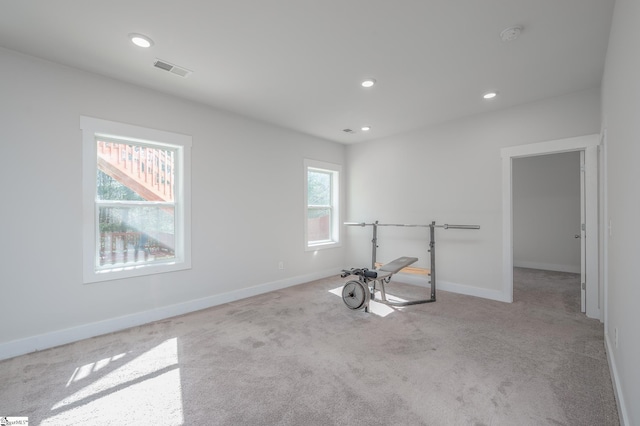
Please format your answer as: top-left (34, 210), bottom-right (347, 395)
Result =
top-left (501, 135), bottom-right (599, 158)
top-left (605, 332), bottom-right (630, 426)
top-left (0, 268), bottom-right (339, 361)
top-left (580, 150), bottom-right (586, 312)
top-left (583, 145), bottom-right (600, 319)
top-left (502, 152), bottom-right (514, 302)
top-left (600, 129), bottom-right (608, 326)
top-left (513, 261), bottom-right (580, 274)
top-left (80, 116), bottom-right (192, 283)
top-left (501, 134), bottom-right (600, 314)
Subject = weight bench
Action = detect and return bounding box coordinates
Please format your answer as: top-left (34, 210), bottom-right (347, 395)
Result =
top-left (340, 256), bottom-right (419, 312)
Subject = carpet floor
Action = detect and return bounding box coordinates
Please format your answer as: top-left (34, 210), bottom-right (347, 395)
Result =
top-left (0, 268), bottom-right (619, 425)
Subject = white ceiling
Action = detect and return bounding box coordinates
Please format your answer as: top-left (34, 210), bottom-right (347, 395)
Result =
top-left (0, 0), bottom-right (615, 144)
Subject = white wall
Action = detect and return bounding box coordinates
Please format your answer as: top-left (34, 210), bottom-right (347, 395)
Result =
top-left (346, 88), bottom-right (601, 301)
top-left (0, 47), bottom-right (346, 358)
top-left (512, 152), bottom-right (581, 273)
top-left (601, 0), bottom-right (640, 423)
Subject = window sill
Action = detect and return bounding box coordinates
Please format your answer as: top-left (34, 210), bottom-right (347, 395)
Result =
top-left (83, 259), bottom-right (191, 284)
top-left (305, 241), bottom-right (342, 251)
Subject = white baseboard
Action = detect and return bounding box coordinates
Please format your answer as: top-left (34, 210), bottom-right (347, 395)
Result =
top-left (0, 268), bottom-right (339, 361)
top-left (392, 273), bottom-right (511, 303)
top-left (604, 332), bottom-right (629, 426)
top-left (513, 260), bottom-right (580, 274)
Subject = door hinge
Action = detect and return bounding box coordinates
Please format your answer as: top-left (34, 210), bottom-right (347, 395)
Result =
top-left (582, 281), bottom-right (586, 290)
top-left (581, 223), bottom-right (586, 231)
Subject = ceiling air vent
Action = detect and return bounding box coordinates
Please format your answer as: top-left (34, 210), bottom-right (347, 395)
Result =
top-left (153, 59), bottom-right (193, 78)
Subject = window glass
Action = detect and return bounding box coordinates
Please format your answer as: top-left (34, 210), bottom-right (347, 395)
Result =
top-left (98, 205), bottom-right (176, 268)
top-left (307, 207), bottom-right (331, 243)
top-left (307, 170), bottom-right (331, 205)
top-left (95, 139), bottom-right (177, 269)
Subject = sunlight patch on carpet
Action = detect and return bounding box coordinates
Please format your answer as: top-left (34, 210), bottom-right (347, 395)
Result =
top-left (66, 352), bottom-right (127, 386)
top-left (43, 338), bottom-right (184, 425)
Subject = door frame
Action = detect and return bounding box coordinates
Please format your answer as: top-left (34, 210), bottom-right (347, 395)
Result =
top-left (580, 150), bottom-right (586, 313)
top-left (501, 134), bottom-right (601, 319)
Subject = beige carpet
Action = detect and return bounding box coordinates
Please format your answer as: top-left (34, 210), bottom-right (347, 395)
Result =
top-left (0, 268), bottom-right (619, 425)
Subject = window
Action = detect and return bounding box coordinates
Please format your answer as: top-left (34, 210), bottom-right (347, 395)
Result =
top-left (304, 159), bottom-right (341, 249)
top-left (81, 116), bottom-right (191, 283)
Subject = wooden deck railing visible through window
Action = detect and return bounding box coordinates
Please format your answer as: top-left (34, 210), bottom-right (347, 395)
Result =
top-left (97, 141), bottom-right (175, 202)
top-left (99, 231), bottom-right (175, 266)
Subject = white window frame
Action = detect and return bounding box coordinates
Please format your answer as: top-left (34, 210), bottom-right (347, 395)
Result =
top-left (81, 116), bottom-right (192, 283)
top-left (304, 159), bottom-right (341, 250)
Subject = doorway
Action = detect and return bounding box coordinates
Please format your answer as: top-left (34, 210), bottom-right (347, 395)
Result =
top-left (512, 152), bottom-right (582, 310)
top-left (501, 134), bottom-right (600, 320)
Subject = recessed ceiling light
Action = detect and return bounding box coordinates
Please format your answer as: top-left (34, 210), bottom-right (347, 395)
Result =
top-left (361, 79), bottom-right (376, 88)
top-left (483, 92), bottom-right (498, 100)
top-left (361, 126), bottom-right (371, 131)
top-left (129, 33), bottom-right (154, 48)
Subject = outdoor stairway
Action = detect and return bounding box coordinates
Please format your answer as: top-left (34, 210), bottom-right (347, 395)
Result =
top-left (97, 140), bottom-right (174, 202)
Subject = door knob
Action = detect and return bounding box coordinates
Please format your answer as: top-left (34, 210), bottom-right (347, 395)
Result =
top-left (575, 234), bottom-right (581, 239)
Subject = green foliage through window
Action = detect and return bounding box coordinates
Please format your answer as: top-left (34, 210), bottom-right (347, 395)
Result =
top-left (97, 171), bottom-right (144, 202)
top-left (308, 169), bottom-right (331, 218)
